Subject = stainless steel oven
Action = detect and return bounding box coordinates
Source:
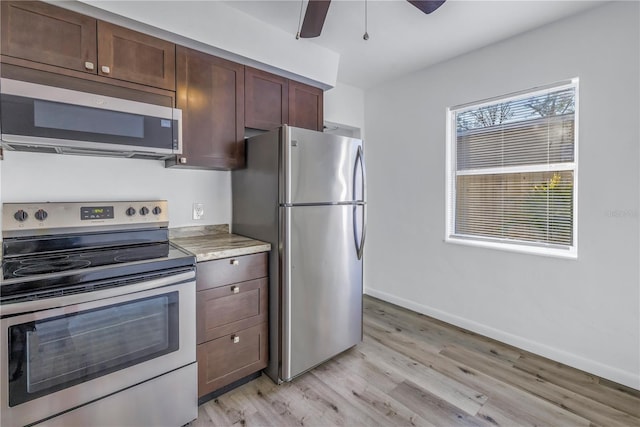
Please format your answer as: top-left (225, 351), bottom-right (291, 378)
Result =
top-left (0, 201), bottom-right (197, 427)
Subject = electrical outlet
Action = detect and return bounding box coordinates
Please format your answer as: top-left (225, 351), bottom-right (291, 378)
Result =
top-left (192, 203), bottom-right (204, 220)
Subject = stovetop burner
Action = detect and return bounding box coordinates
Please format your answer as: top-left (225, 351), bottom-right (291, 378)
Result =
top-left (12, 256), bottom-right (92, 277)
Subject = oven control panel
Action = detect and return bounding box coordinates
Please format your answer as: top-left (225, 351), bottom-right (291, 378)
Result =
top-left (2, 201), bottom-right (169, 234)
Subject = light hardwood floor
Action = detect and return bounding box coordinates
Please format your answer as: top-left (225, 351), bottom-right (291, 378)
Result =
top-left (194, 295), bottom-right (640, 426)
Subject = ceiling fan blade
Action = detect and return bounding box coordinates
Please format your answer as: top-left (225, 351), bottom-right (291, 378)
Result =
top-left (407, 0), bottom-right (446, 14)
top-left (300, 0), bottom-right (332, 38)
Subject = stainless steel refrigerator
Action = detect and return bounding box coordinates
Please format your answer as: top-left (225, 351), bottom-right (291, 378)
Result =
top-left (232, 125), bottom-right (366, 383)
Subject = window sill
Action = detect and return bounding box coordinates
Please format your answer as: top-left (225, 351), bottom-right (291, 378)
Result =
top-left (445, 236), bottom-right (578, 259)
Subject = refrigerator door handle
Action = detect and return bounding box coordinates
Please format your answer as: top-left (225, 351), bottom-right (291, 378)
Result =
top-left (354, 145), bottom-right (367, 203)
top-left (352, 205), bottom-right (367, 260)
top-left (353, 145), bottom-right (367, 260)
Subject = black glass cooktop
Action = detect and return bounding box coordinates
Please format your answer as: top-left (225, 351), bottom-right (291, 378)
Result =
top-left (2, 243), bottom-right (170, 279)
top-left (0, 229), bottom-right (195, 305)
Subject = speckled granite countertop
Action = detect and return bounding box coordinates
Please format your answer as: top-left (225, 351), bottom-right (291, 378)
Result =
top-left (170, 225), bottom-right (271, 262)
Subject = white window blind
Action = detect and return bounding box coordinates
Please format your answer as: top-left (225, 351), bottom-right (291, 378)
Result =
top-left (446, 80), bottom-right (578, 257)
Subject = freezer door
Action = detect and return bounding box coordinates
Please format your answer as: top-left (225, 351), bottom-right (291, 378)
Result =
top-left (281, 204), bottom-right (363, 381)
top-left (283, 126), bottom-right (364, 205)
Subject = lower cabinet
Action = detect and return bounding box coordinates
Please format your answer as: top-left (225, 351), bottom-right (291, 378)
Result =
top-left (197, 322), bottom-right (268, 395)
top-left (195, 253), bottom-right (268, 399)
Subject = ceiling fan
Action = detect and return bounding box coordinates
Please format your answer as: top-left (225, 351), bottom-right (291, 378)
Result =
top-left (298, 0), bottom-right (447, 38)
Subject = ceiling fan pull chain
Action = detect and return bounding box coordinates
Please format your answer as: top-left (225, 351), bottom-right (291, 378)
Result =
top-left (296, 0), bottom-right (305, 39)
top-left (363, 0), bottom-right (369, 40)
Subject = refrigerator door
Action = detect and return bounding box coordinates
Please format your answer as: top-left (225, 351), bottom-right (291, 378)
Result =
top-left (281, 204), bottom-right (363, 381)
top-left (282, 126), bottom-right (365, 205)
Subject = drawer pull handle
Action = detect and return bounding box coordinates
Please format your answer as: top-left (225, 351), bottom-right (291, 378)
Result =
top-left (84, 61), bottom-right (95, 70)
top-left (231, 285), bottom-right (240, 294)
top-left (231, 335), bottom-right (240, 344)
top-left (101, 65), bottom-right (111, 74)
top-left (230, 259), bottom-right (239, 266)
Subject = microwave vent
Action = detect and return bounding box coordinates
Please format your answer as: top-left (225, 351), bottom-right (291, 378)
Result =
top-left (5, 143), bottom-right (58, 154)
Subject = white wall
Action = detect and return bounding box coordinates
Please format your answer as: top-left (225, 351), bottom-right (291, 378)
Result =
top-left (364, 1), bottom-right (639, 389)
top-left (324, 82), bottom-right (366, 137)
top-left (0, 152), bottom-right (230, 228)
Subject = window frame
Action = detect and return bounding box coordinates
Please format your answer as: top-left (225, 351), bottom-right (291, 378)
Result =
top-left (445, 79), bottom-right (579, 259)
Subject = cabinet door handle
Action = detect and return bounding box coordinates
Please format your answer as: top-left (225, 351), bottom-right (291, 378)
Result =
top-left (231, 335), bottom-right (240, 343)
top-left (230, 259), bottom-right (239, 266)
top-left (231, 285), bottom-right (240, 294)
top-left (84, 61), bottom-right (95, 70)
top-left (101, 65), bottom-right (111, 74)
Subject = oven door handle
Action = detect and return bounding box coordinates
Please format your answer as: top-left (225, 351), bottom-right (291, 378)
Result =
top-left (0, 270), bottom-right (195, 317)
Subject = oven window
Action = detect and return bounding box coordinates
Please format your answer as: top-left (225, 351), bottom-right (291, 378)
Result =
top-left (7, 292), bottom-right (179, 407)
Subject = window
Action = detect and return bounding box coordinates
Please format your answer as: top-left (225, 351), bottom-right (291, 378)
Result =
top-left (446, 80), bottom-right (578, 258)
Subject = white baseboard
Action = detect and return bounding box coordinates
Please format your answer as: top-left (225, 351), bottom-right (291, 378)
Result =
top-left (364, 287), bottom-right (640, 390)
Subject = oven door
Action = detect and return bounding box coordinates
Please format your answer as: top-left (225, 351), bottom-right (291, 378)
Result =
top-left (0, 273), bottom-right (195, 427)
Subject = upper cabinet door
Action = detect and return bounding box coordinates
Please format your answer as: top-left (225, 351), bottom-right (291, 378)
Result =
top-left (288, 80), bottom-right (323, 131)
top-left (0, 1), bottom-right (97, 74)
top-left (175, 46), bottom-right (245, 170)
top-left (97, 21), bottom-right (176, 91)
top-left (245, 67), bottom-right (288, 131)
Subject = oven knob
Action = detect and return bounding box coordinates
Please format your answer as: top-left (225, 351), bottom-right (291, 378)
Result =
top-left (152, 206), bottom-right (162, 215)
top-left (14, 210), bottom-right (28, 222)
top-left (126, 207), bottom-right (136, 216)
top-left (139, 207), bottom-right (149, 216)
top-left (34, 209), bottom-right (48, 221)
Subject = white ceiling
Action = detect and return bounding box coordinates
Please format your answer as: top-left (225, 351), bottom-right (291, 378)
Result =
top-left (224, 0), bottom-right (607, 89)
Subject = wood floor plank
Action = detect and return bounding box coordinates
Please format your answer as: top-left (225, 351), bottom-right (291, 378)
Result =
top-left (289, 368), bottom-right (387, 427)
top-left (244, 375), bottom-right (323, 426)
top-left (333, 346), bottom-right (406, 393)
top-left (311, 354), bottom-right (438, 427)
top-left (513, 352), bottom-right (640, 417)
top-left (389, 380), bottom-right (492, 427)
top-left (193, 296), bottom-right (640, 427)
top-left (360, 335), bottom-right (489, 416)
top-left (599, 377), bottom-right (640, 399)
top-left (442, 344), bottom-right (640, 427)
top-left (201, 377), bottom-right (268, 426)
top-left (364, 297), bottom-right (522, 365)
top-left (423, 347), bottom-right (592, 426)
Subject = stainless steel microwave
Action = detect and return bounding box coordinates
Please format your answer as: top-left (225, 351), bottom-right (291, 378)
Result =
top-left (0, 78), bottom-right (182, 160)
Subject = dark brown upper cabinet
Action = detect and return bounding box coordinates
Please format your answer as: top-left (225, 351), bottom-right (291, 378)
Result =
top-left (245, 67), bottom-right (324, 132)
top-left (97, 21), bottom-right (175, 91)
top-left (288, 80), bottom-right (324, 131)
top-left (1, 1), bottom-right (97, 74)
top-left (244, 66), bottom-right (288, 131)
top-left (1, 1), bottom-right (175, 92)
top-left (167, 46), bottom-right (245, 170)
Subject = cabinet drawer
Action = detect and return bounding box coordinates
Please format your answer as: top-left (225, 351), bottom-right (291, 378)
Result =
top-left (196, 252), bottom-right (267, 291)
top-left (197, 322), bottom-right (268, 397)
top-left (197, 277), bottom-right (267, 343)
